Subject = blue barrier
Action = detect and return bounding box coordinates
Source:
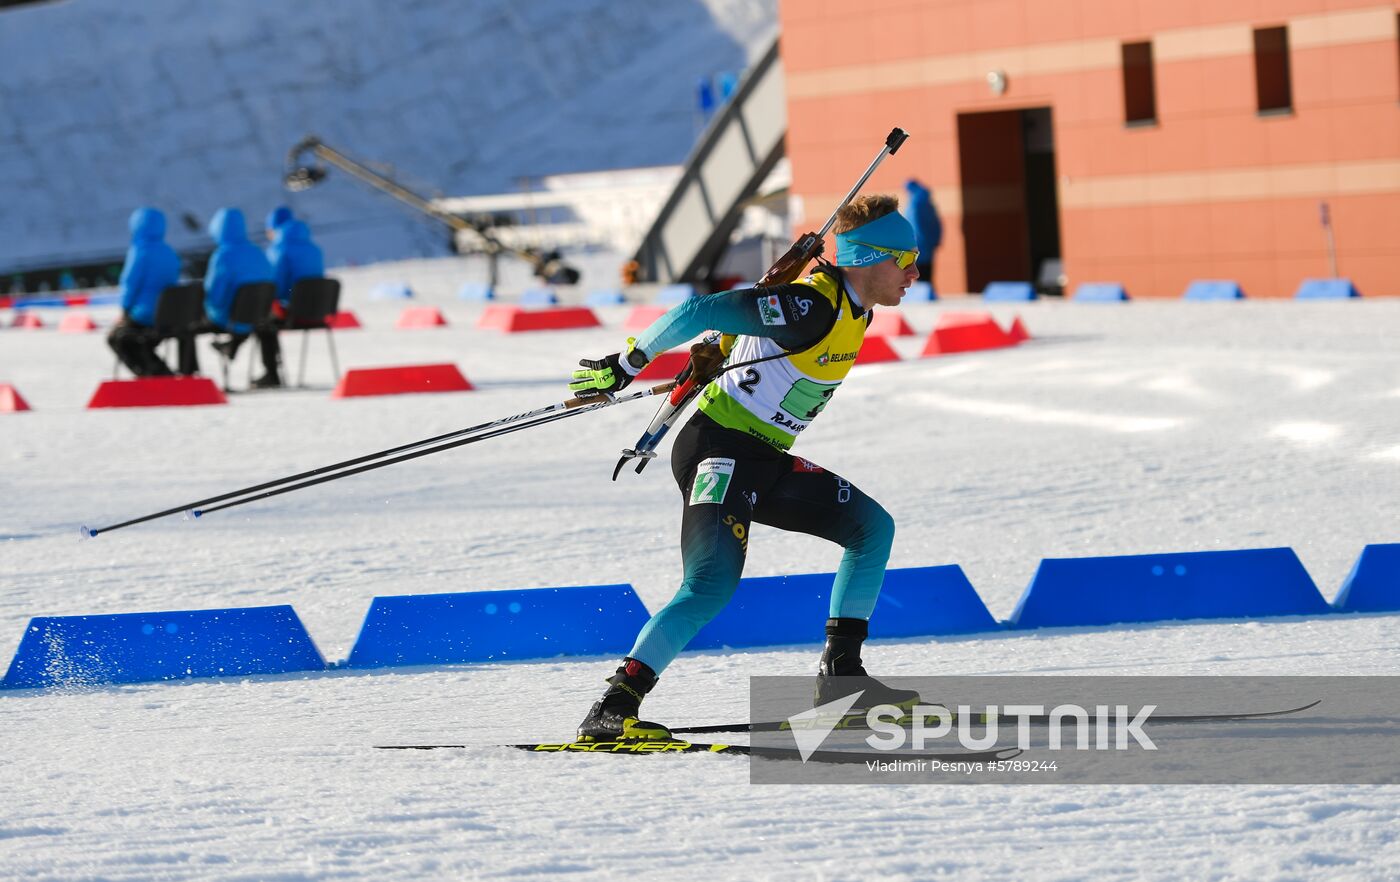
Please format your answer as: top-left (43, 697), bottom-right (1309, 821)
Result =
top-left (344, 584), bottom-right (651, 668)
top-left (1333, 544), bottom-right (1400, 612)
top-left (586, 289), bottom-right (626, 306)
top-left (1008, 548), bottom-right (1331, 629)
top-left (903, 281), bottom-right (936, 302)
top-left (370, 282), bottom-right (413, 300)
top-left (1183, 280), bottom-right (1244, 300)
top-left (519, 288), bottom-right (558, 306)
top-left (1294, 278), bottom-right (1359, 299)
top-left (1073, 282), bottom-right (1129, 302)
top-left (686, 566), bottom-right (999, 651)
top-left (0, 605), bottom-right (325, 690)
top-left (656, 284), bottom-right (695, 304)
top-left (457, 282), bottom-right (495, 301)
top-left (983, 281), bottom-right (1036, 301)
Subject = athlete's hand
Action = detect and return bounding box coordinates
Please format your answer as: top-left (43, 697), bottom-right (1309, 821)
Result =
top-left (569, 342), bottom-right (648, 399)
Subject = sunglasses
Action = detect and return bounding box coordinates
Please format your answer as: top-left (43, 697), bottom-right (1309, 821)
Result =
top-left (855, 242), bottom-right (919, 269)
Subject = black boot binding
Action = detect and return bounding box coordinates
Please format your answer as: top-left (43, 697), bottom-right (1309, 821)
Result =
top-left (576, 658), bottom-right (673, 742)
top-left (814, 618), bottom-right (921, 709)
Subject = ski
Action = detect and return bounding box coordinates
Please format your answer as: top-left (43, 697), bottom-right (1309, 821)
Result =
top-left (374, 741), bottom-right (1023, 764)
top-left (671, 699), bottom-right (1322, 735)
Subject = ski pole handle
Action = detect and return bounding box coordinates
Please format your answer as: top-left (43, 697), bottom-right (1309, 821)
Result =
top-left (565, 381), bottom-right (676, 409)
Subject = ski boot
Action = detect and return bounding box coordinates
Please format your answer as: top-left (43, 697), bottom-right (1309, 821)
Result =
top-left (814, 618), bottom-right (921, 711)
top-left (576, 658), bottom-right (673, 742)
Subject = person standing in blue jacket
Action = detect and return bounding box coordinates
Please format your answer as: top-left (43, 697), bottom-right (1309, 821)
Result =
top-left (903, 178), bottom-right (942, 289)
top-left (107, 207), bottom-right (181, 377)
top-left (205, 207), bottom-right (281, 388)
top-left (266, 214), bottom-right (325, 311)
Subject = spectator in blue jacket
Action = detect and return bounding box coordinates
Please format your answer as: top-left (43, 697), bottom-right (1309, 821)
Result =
top-left (903, 178), bottom-right (942, 289)
top-left (266, 218), bottom-right (325, 308)
top-left (107, 206), bottom-right (181, 377)
top-left (265, 204), bottom-right (294, 241)
top-left (205, 207), bottom-right (282, 388)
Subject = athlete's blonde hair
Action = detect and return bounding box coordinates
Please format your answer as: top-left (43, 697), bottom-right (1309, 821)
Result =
top-left (832, 194), bottom-right (900, 236)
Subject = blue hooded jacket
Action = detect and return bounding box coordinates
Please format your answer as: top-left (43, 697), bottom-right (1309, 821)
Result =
top-left (204, 208), bottom-right (274, 332)
top-left (265, 205), bottom-right (294, 234)
top-left (902, 179), bottom-right (943, 258)
top-left (119, 207), bottom-right (181, 327)
top-left (266, 219), bottom-right (325, 304)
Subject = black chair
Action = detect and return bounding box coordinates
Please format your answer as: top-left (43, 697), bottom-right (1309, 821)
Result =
top-left (111, 282), bottom-right (206, 378)
top-left (216, 281), bottom-right (276, 392)
top-left (283, 277), bottom-right (341, 388)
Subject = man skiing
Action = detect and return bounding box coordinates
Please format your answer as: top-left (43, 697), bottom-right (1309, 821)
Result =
top-left (567, 194), bottom-right (922, 742)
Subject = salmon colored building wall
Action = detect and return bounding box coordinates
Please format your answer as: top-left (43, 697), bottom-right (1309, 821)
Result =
top-left (779, 1), bottom-right (1400, 297)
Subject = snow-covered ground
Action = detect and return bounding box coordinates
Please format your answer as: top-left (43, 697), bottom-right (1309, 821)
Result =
top-left (3, 266), bottom-right (1399, 880)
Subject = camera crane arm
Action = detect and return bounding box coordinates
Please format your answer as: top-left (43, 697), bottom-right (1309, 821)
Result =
top-left (283, 136), bottom-right (578, 284)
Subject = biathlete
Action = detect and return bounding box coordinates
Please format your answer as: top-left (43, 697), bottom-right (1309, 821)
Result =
top-left (567, 194), bottom-right (922, 741)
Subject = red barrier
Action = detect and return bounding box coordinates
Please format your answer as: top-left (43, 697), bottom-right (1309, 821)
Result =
top-left (920, 312), bottom-right (1016, 356)
top-left (623, 305), bottom-right (669, 331)
top-left (478, 306), bottom-right (600, 332)
top-left (866, 311), bottom-right (915, 337)
top-left (395, 306), bottom-right (448, 328)
top-left (64, 294), bottom-right (90, 306)
top-left (476, 305), bottom-right (520, 331)
top-left (0, 296), bottom-right (12, 308)
top-left (856, 335), bottom-right (901, 365)
top-left (327, 311), bottom-right (362, 329)
top-left (0, 384), bottom-right (31, 412)
top-left (58, 312), bottom-right (98, 333)
top-left (86, 377), bottom-right (228, 409)
top-left (331, 363), bottom-right (473, 398)
top-left (13, 312), bottom-right (43, 329)
top-left (635, 349), bottom-right (691, 381)
top-left (1007, 316), bottom-right (1031, 343)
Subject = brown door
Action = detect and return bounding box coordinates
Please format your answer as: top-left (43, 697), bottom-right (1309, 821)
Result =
top-left (957, 107), bottom-right (1061, 293)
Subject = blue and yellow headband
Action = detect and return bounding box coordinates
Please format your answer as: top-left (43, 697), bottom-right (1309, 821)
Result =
top-left (834, 211), bottom-right (917, 267)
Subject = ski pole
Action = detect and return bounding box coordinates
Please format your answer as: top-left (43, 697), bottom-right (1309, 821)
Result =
top-left (83, 382), bottom-right (674, 537)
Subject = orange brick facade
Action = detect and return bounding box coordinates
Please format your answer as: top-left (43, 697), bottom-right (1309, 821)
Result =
top-left (780, 1), bottom-right (1400, 297)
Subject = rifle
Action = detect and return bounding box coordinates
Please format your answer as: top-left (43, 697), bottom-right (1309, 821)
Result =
top-left (611, 127), bottom-right (910, 480)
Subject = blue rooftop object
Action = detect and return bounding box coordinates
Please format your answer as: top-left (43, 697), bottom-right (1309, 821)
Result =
top-left (1072, 282), bottom-right (1129, 302)
top-left (983, 281), bottom-right (1036, 301)
top-left (519, 288), bottom-right (559, 306)
top-left (902, 281), bottom-right (935, 301)
top-left (370, 281), bottom-right (413, 300)
top-left (585, 289), bottom-right (627, 306)
top-left (656, 284), bottom-right (695, 305)
top-left (1183, 280), bottom-right (1244, 300)
top-left (1294, 278), bottom-right (1359, 299)
top-left (457, 282), bottom-right (495, 301)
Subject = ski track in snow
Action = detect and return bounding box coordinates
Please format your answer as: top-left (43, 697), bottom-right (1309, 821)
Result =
top-left (3, 269), bottom-right (1400, 881)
